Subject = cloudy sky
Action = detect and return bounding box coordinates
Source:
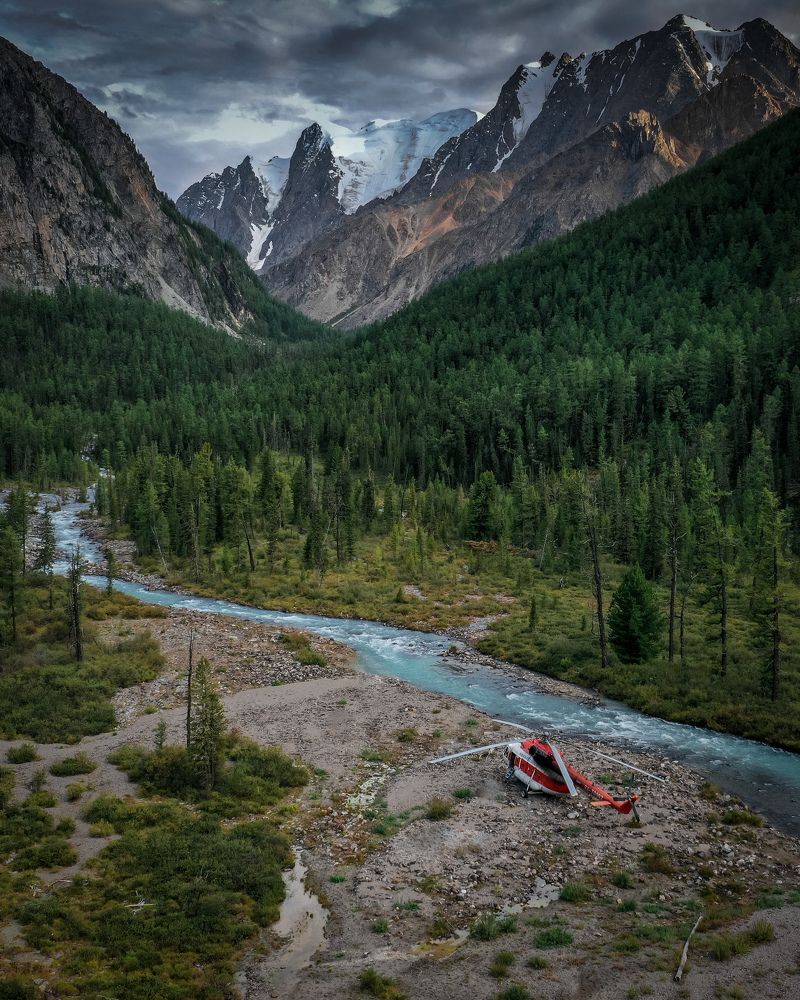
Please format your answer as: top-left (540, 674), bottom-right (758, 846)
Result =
top-left (1, 1), bottom-right (797, 196)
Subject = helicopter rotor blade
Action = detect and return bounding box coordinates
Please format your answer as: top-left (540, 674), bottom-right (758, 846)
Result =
top-left (429, 742), bottom-right (510, 764)
top-left (491, 718), bottom-right (532, 733)
top-left (547, 742), bottom-right (578, 797)
top-left (580, 748), bottom-right (667, 783)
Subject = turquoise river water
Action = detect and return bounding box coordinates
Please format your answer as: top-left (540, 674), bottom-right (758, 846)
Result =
top-left (51, 498), bottom-right (800, 835)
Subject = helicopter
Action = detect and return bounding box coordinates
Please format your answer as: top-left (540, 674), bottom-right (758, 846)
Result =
top-left (430, 719), bottom-right (666, 821)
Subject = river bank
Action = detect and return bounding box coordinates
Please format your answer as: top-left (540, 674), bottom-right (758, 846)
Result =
top-left (4, 598), bottom-right (799, 1000)
top-left (4, 527), bottom-right (800, 999)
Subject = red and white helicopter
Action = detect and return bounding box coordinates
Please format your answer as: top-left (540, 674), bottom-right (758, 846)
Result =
top-left (430, 720), bottom-right (666, 821)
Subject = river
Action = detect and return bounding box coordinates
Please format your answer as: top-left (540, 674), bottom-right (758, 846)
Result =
top-left (51, 497), bottom-right (800, 835)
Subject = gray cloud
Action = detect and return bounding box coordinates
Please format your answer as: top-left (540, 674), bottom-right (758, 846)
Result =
top-left (1, 0), bottom-right (797, 195)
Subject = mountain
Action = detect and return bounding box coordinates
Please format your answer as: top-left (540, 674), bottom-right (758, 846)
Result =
top-left (175, 154), bottom-right (289, 264)
top-left (0, 35), bottom-right (315, 337)
top-left (177, 109), bottom-right (476, 272)
top-left (256, 13), bottom-right (799, 327)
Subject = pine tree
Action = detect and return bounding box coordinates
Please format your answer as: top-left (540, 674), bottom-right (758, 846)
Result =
top-left (104, 547), bottom-right (116, 594)
top-left (752, 489), bottom-right (788, 701)
top-left (0, 527), bottom-right (23, 644)
top-left (34, 506), bottom-right (56, 609)
top-left (466, 471), bottom-right (499, 541)
top-left (5, 481), bottom-right (33, 573)
top-left (189, 657), bottom-right (225, 790)
top-left (528, 592), bottom-right (538, 632)
top-left (609, 564), bottom-right (663, 663)
top-left (67, 546), bottom-right (85, 662)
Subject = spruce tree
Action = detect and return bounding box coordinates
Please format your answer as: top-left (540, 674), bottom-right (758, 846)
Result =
top-left (609, 564), bottom-right (663, 663)
top-left (35, 506), bottom-right (56, 609)
top-left (189, 658), bottom-right (225, 790)
top-left (0, 527), bottom-right (23, 644)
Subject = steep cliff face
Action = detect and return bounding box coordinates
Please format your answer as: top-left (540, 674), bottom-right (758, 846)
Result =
top-left (0, 36), bottom-right (267, 329)
top-left (260, 14), bottom-right (800, 327)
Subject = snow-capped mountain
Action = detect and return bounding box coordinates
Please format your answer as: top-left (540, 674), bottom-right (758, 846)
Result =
top-left (177, 109), bottom-right (476, 270)
top-left (176, 154), bottom-right (289, 265)
top-left (332, 110), bottom-right (477, 211)
top-left (398, 56), bottom-right (562, 202)
top-left (260, 13), bottom-right (800, 327)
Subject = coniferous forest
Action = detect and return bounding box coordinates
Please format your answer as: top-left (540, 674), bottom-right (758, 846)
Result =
top-left (2, 110), bottom-right (800, 749)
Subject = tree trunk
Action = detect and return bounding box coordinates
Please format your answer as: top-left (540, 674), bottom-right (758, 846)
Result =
top-left (242, 517), bottom-right (256, 572)
top-left (9, 575), bottom-right (16, 644)
top-left (771, 542), bottom-right (781, 701)
top-left (186, 629), bottom-right (194, 748)
top-left (585, 499), bottom-right (609, 669)
top-left (717, 540), bottom-right (728, 677)
top-left (668, 525), bottom-right (678, 663)
top-left (69, 558), bottom-right (83, 662)
top-left (679, 573), bottom-right (695, 671)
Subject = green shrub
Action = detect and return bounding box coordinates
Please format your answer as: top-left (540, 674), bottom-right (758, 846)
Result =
top-left (279, 632), bottom-right (326, 667)
top-left (11, 836), bottom-right (77, 871)
top-left (26, 789), bottom-right (57, 808)
top-left (371, 918), bottom-right (389, 933)
top-left (49, 752), bottom-right (97, 776)
top-left (453, 787), bottom-right (474, 800)
top-left (425, 797), bottom-right (453, 821)
top-left (708, 919), bottom-right (775, 961)
top-left (471, 912), bottom-right (517, 941)
top-left (66, 782), bottom-right (86, 802)
top-left (81, 793), bottom-right (133, 829)
top-left (357, 967), bottom-right (405, 998)
top-left (0, 979), bottom-right (37, 1000)
top-left (495, 986), bottom-right (530, 1000)
top-left (560, 881), bottom-right (590, 903)
top-left (90, 820), bottom-right (116, 838)
top-left (612, 870), bottom-right (634, 889)
top-left (0, 767), bottom-right (14, 808)
top-left (526, 955), bottom-right (548, 969)
top-left (489, 949), bottom-right (515, 978)
top-left (699, 781), bottom-right (719, 800)
top-left (535, 926), bottom-right (573, 949)
top-left (721, 809), bottom-right (763, 827)
top-left (6, 743), bottom-right (39, 764)
top-left (396, 727), bottom-right (417, 743)
top-left (640, 842), bottom-right (674, 874)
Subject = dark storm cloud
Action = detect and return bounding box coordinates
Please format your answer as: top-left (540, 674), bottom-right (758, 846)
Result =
top-left (1, 0), bottom-right (797, 195)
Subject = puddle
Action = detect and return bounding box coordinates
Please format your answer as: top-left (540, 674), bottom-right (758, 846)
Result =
top-left (237, 848), bottom-right (328, 997)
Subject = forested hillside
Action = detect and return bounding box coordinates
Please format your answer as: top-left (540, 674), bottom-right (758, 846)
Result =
top-left (1, 112), bottom-right (799, 747)
top-left (3, 110), bottom-right (798, 511)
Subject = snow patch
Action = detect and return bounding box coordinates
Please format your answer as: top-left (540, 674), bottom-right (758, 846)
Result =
top-left (332, 109), bottom-right (477, 211)
top-left (255, 156), bottom-right (290, 215)
top-left (246, 221), bottom-right (274, 270)
top-left (679, 14), bottom-right (744, 85)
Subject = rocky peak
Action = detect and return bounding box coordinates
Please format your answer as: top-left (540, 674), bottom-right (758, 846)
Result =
top-left (398, 56), bottom-right (566, 202)
top-left (257, 123), bottom-right (343, 269)
top-left (177, 154), bottom-right (270, 258)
